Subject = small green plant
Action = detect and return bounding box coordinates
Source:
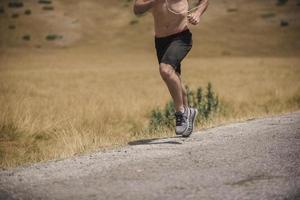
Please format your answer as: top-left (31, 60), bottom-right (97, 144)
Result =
top-left (8, 25), bottom-right (16, 30)
top-left (0, 123), bottom-right (22, 142)
top-left (0, 6), bottom-right (4, 14)
top-left (38, 0), bottom-right (52, 4)
top-left (148, 82), bottom-right (220, 132)
top-left (42, 6), bottom-right (54, 11)
top-left (8, 1), bottom-right (24, 8)
top-left (11, 13), bottom-right (19, 18)
top-left (276, 0), bottom-right (288, 6)
top-left (22, 34), bottom-right (31, 41)
top-left (280, 20), bottom-right (289, 27)
top-left (46, 34), bottom-right (63, 41)
top-left (24, 9), bottom-right (31, 15)
top-left (227, 8), bottom-right (238, 12)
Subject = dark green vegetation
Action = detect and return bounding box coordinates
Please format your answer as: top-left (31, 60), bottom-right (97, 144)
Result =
top-left (11, 13), bottom-right (19, 18)
top-left (42, 6), bottom-right (54, 11)
top-left (2, 0), bottom-right (60, 42)
top-left (22, 34), bottom-right (30, 41)
top-left (8, 1), bottom-right (24, 8)
top-left (227, 8), bottom-right (238, 12)
top-left (38, 0), bottom-right (52, 4)
top-left (280, 20), bottom-right (289, 27)
top-left (24, 9), bottom-right (31, 15)
top-left (148, 83), bottom-right (220, 133)
top-left (261, 13), bottom-right (276, 19)
top-left (8, 25), bottom-right (16, 30)
top-left (0, 6), bottom-right (4, 14)
top-left (46, 34), bottom-right (63, 41)
top-left (277, 0), bottom-right (288, 6)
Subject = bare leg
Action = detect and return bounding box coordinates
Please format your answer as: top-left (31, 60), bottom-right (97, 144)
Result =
top-left (159, 63), bottom-right (184, 112)
top-left (177, 73), bottom-right (188, 108)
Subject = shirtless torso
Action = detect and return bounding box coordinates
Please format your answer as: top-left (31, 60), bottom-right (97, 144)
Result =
top-left (134, 0), bottom-right (207, 37)
top-left (151, 0), bottom-right (189, 37)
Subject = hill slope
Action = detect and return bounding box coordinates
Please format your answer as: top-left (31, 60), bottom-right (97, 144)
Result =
top-left (0, 0), bottom-right (299, 56)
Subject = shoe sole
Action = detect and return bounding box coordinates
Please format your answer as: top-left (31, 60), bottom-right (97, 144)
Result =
top-left (182, 108), bottom-right (198, 137)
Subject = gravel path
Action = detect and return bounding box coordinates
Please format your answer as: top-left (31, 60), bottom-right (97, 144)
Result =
top-left (1, 112), bottom-right (299, 200)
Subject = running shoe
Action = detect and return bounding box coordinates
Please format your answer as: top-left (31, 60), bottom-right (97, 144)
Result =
top-left (182, 107), bottom-right (198, 137)
top-left (175, 107), bottom-right (190, 135)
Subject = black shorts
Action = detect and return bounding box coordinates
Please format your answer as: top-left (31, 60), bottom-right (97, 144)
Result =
top-left (155, 29), bottom-right (193, 75)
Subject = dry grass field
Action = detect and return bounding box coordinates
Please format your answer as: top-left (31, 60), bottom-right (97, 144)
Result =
top-left (0, 0), bottom-right (299, 168)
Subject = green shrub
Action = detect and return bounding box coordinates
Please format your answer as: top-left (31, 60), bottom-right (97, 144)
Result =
top-left (24, 9), bottom-right (31, 15)
top-left (11, 13), bottom-right (19, 18)
top-left (227, 8), bottom-right (238, 12)
top-left (42, 6), bottom-right (54, 11)
top-left (0, 6), bottom-right (4, 14)
top-left (280, 20), bottom-right (289, 27)
top-left (148, 82), bottom-right (220, 133)
top-left (22, 34), bottom-right (31, 41)
top-left (46, 34), bottom-right (63, 41)
top-left (8, 25), bottom-right (16, 30)
top-left (8, 1), bottom-right (24, 8)
top-left (38, 0), bottom-right (52, 4)
top-left (276, 0), bottom-right (288, 6)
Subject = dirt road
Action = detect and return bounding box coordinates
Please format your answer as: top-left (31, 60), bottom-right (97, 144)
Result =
top-left (1, 112), bottom-right (299, 200)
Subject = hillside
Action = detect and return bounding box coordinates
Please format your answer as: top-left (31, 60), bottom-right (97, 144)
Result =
top-left (0, 0), bottom-right (299, 56)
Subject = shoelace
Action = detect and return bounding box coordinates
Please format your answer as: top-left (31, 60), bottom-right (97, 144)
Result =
top-left (175, 112), bottom-right (187, 126)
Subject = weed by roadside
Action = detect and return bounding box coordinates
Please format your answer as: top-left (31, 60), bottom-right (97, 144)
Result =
top-left (148, 83), bottom-right (220, 133)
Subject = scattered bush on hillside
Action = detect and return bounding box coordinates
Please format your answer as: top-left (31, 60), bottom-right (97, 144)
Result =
top-left (46, 34), bottom-right (63, 41)
top-left (227, 8), bottom-right (238, 12)
top-left (24, 9), bottom-right (31, 15)
top-left (38, 0), bottom-right (52, 4)
top-left (148, 83), bottom-right (220, 133)
top-left (8, 25), bottom-right (16, 30)
top-left (280, 20), bottom-right (289, 27)
top-left (22, 34), bottom-right (31, 41)
top-left (8, 1), bottom-right (24, 8)
top-left (11, 13), bottom-right (19, 18)
top-left (276, 0), bottom-right (288, 6)
top-left (0, 6), bottom-right (4, 14)
top-left (42, 6), bottom-right (54, 11)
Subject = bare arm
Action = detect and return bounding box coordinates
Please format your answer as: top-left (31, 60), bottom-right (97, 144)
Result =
top-left (188, 0), bottom-right (209, 25)
top-left (195, 0), bottom-right (209, 16)
top-left (133, 0), bottom-right (155, 16)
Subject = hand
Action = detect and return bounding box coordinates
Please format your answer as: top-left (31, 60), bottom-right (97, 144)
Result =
top-left (187, 12), bottom-right (201, 25)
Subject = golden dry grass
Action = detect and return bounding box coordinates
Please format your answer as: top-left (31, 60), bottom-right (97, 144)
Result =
top-left (0, 0), bottom-right (300, 168)
top-left (0, 49), bottom-right (299, 168)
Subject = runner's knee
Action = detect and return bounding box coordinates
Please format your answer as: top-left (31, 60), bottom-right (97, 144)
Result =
top-left (159, 63), bottom-right (174, 80)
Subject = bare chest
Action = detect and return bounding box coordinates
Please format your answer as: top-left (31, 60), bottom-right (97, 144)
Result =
top-left (152, 0), bottom-right (188, 18)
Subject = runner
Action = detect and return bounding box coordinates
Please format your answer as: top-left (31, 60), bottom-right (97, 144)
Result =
top-left (133, 0), bottom-right (209, 137)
